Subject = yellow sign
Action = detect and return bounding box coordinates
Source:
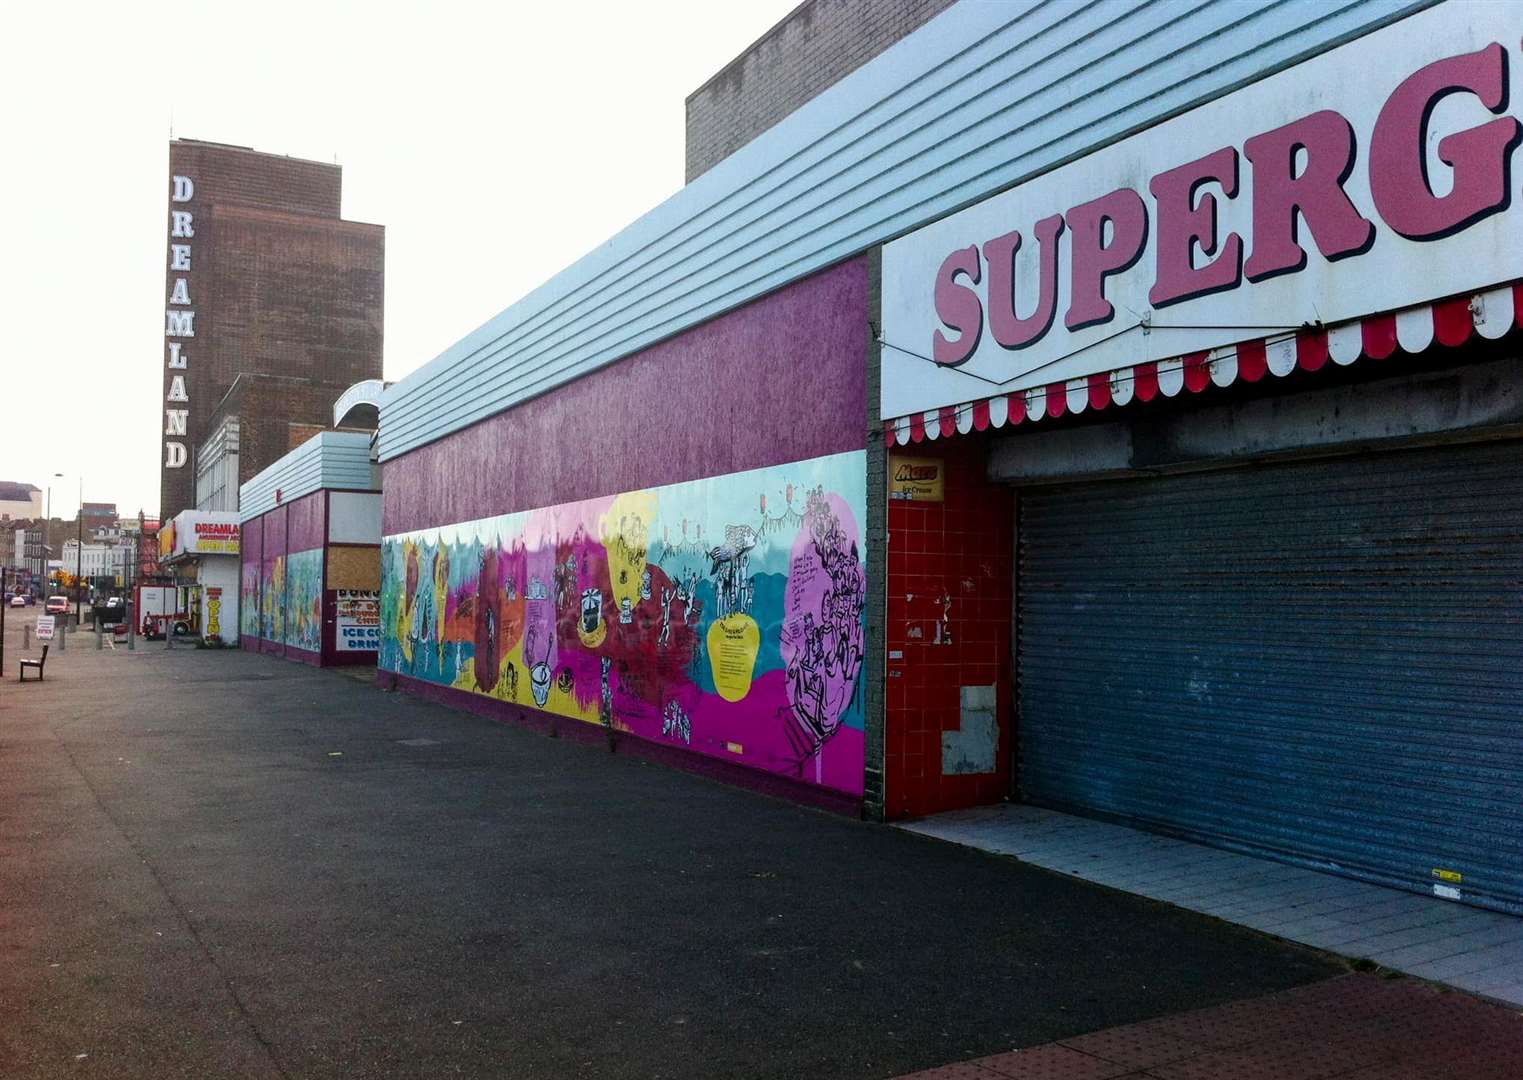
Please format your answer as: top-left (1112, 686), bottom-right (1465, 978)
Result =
top-left (707, 613), bottom-right (760, 702)
top-left (889, 456), bottom-right (944, 502)
top-left (1432, 868), bottom-right (1463, 884)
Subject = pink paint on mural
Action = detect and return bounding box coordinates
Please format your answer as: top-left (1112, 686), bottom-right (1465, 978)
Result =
top-left (781, 490), bottom-right (866, 757)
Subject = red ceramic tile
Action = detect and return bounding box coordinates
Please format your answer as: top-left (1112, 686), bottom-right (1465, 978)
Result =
top-left (975, 1044), bottom-right (1135, 1079)
top-left (889, 1062), bottom-right (1005, 1080)
top-left (1058, 1025), bottom-right (1200, 1069)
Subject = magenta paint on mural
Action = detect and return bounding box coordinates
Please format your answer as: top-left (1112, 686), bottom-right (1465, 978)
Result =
top-left (285, 491), bottom-right (325, 552)
top-left (383, 256), bottom-right (868, 536)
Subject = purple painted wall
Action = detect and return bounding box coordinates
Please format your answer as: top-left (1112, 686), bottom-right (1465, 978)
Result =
top-left (260, 505), bottom-right (288, 656)
top-left (383, 257), bottom-right (868, 535)
top-left (263, 505), bottom-right (289, 558)
top-left (286, 491), bottom-right (326, 553)
top-left (240, 521), bottom-right (263, 650)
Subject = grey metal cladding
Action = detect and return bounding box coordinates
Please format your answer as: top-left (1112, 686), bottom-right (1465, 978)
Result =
top-left (239, 433), bottom-right (375, 521)
top-left (378, 0), bottom-right (1437, 462)
top-left (1016, 440), bottom-right (1523, 915)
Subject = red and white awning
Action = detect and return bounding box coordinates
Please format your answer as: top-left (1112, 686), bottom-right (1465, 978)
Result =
top-left (884, 282), bottom-right (1523, 447)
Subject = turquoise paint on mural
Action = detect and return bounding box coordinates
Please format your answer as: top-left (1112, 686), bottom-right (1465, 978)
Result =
top-left (241, 562), bottom-right (260, 638)
top-left (285, 548), bottom-right (323, 653)
top-left (380, 450), bottom-right (867, 795)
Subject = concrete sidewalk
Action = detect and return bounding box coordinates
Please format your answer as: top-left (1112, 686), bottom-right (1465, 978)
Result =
top-left (902, 805), bottom-right (1523, 1006)
top-left (2, 646), bottom-right (1341, 1079)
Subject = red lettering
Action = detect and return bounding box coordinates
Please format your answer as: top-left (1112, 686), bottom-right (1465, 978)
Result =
top-left (1065, 188), bottom-right (1148, 331)
top-left (931, 245), bottom-right (983, 365)
top-left (1148, 147), bottom-right (1242, 307)
top-left (1370, 42), bottom-right (1521, 240)
top-left (984, 214), bottom-right (1064, 349)
top-left (1243, 111), bottom-right (1373, 281)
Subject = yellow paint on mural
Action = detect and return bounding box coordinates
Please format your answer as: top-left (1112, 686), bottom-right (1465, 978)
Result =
top-left (707, 613), bottom-right (760, 702)
top-left (577, 620), bottom-right (607, 649)
top-left (600, 490), bottom-right (657, 616)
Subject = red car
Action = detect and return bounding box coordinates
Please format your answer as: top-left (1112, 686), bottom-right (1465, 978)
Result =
top-left (45, 595), bottom-right (68, 615)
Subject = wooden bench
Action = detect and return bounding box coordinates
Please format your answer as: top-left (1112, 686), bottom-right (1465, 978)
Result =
top-left (18, 645), bottom-right (48, 682)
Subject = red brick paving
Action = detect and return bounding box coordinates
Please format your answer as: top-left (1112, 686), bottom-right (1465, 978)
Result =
top-left (892, 974), bottom-right (1523, 1080)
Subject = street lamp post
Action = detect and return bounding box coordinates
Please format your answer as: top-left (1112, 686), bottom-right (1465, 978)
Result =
top-left (44, 472), bottom-right (61, 596)
top-left (74, 477), bottom-right (84, 628)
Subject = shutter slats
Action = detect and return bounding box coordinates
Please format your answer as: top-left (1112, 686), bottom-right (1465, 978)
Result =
top-left (1017, 441), bottom-right (1523, 915)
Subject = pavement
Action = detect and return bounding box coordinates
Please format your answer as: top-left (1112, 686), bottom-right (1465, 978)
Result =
top-left (0, 641), bottom-right (1511, 1078)
top-left (905, 804), bottom-right (1523, 1006)
top-left (893, 974), bottom-right (1523, 1080)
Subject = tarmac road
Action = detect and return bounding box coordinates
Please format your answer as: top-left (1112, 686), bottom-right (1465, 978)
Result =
top-left (0, 645), bottom-right (1341, 1079)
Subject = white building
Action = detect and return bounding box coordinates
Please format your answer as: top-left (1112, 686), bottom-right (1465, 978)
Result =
top-left (60, 540), bottom-right (130, 583)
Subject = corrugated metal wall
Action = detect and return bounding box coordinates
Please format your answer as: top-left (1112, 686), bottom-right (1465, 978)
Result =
top-left (240, 433), bottom-right (377, 521)
top-left (1017, 441), bottom-right (1523, 914)
top-left (378, 0), bottom-right (1435, 462)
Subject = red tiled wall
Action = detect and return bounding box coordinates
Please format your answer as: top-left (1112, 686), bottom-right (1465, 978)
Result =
top-left (884, 436), bottom-right (1013, 819)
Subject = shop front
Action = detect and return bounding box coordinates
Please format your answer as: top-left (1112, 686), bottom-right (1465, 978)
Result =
top-left (159, 510), bottom-right (242, 643)
top-left (239, 432), bottom-right (382, 667)
top-left (878, 4), bottom-right (1523, 914)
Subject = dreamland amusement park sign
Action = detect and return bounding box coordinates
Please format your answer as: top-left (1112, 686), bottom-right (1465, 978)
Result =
top-left (881, 3), bottom-right (1523, 418)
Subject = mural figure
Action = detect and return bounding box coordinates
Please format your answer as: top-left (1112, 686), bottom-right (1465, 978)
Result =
top-left (581, 588), bottom-right (603, 634)
top-left (782, 488), bottom-right (866, 755)
top-left (657, 585), bottom-right (676, 647)
top-left (526, 625), bottom-right (552, 707)
top-left (662, 699), bottom-right (691, 744)
top-left (599, 657), bottom-right (613, 729)
top-left (707, 524), bottom-right (758, 618)
top-left (475, 546), bottom-right (501, 692)
top-left (680, 568), bottom-right (701, 625)
top-left (640, 570), bottom-right (652, 601)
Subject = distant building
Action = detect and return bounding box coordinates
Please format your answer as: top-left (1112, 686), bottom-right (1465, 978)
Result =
top-left (160, 138), bottom-right (385, 522)
top-left (0, 481), bottom-right (43, 522)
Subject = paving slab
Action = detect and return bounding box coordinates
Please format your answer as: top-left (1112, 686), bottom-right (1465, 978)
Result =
top-left (902, 804), bottom-right (1523, 1007)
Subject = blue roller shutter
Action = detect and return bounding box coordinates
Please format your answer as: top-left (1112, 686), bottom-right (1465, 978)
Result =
top-left (1016, 440), bottom-right (1523, 914)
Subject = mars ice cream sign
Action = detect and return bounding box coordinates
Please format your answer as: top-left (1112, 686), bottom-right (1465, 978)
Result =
top-left (336, 590), bottom-right (380, 652)
top-left (881, 3), bottom-right (1523, 418)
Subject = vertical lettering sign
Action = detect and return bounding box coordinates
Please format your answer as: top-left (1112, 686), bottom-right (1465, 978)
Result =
top-left (164, 174), bottom-right (195, 470)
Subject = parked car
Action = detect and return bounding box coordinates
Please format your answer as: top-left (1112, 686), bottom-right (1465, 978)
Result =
top-left (8, 594), bottom-right (25, 608)
top-left (45, 595), bottom-right (68, 614)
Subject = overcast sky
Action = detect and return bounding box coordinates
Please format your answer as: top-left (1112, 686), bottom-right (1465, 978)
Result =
top-left (0, 0), bottom-right (795, 521)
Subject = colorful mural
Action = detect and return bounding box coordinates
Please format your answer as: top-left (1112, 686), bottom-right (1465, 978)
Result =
top-left (240, 561), bottom-right (260, 638)
top-left (285, 548), bottom-right (323, 653)
top-left (380, 451), bottom-right (867, 794)
top-left (261, 555), bottom-right (286, 642)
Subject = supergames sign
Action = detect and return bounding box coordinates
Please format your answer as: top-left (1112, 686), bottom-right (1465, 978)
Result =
top-left (880, 4), bottom-right (1523, 419)
top-left (164, 174), bottom-right (196, 469)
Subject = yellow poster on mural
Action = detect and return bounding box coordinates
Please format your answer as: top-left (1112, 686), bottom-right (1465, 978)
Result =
top-left (707, 613), bottom-right (760, 702)
top-left (889, 456), bottom-right (944, 502)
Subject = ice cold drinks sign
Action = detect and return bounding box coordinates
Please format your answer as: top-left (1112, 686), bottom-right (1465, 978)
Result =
top-left (881, 4), bottom-right (1523, 418)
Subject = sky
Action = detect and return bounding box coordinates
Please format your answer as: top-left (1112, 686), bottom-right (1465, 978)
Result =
top-left (0, 0), bottom-right (797, 522)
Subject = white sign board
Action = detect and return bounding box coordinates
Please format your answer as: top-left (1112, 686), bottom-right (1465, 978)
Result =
top-left (35, 615), bottom-right (55, 641)
top-left (881, 3), bottom-right (1523, 418)
top-left (335, 589), bottom-right (380, 652)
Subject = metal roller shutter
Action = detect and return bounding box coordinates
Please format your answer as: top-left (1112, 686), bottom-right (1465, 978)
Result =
top-left (1016, 440), bottom-right (1523, 914)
